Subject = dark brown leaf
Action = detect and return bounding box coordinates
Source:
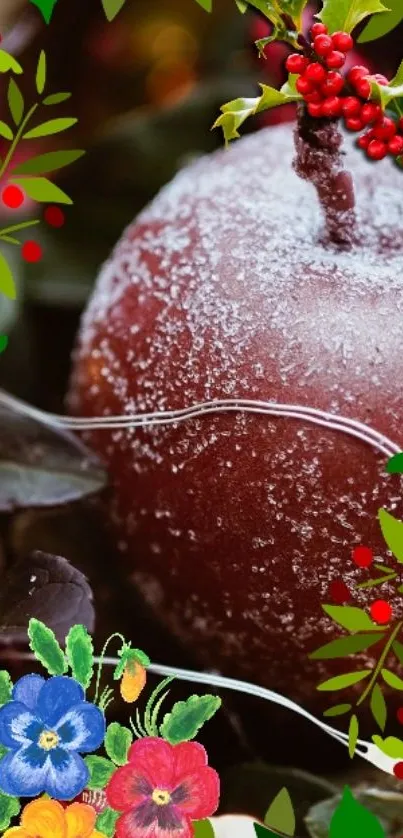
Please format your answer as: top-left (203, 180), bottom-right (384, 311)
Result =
top-left (0, 392), bottom-right (107, 512)
top-left (0, 550), bottom-right (94, 643)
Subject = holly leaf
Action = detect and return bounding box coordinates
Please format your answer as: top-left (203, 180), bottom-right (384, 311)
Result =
top-left (359, 0), bottom-right (403, 42)
top-left (318, 0), bottom-right (388, 34)
top-left (372, 734), bottom-right (403, 758)
top-left (23, 118), bottom-right (78, 140)
top-left (0, 793), bottom-right (20, 832)
top-left (348, 714), bottom-right (359, 759)
top-left (321, 604), bottom-right (383, 633)
top-left (381, 668), bottom-right (403, 690)
top-left (85, 756), bottom-right (115, 790)
top-left (0, 51), bottom-right (23, 75)
top-left (317, 670), bottom-right (371, 691)
top-left (160, 695), bottom-right (221, 744)
top-left (213, 81), bottom-right (301, 144)
top-left (96, 808), bottom-right (120, 838)
top-left (279, 0), bottom-right (309, 28)
top-left (65, 624), bottom-right (94, 689)
top-left (101, 0), bottom-right (127, 21)
top-left (7, 79), bottom-right (24, 127)
top-left (329, 786), bottom-right (384, 838)
top-left (36, 51), bottom-right (47, 96)
top-left (0, 672), bottom-right (12, 706)
top-left (264, 787), bottom-right (296, 836)
top-left (370, 684), bottom-right (387, 731)
top-left (0, 252), bottom-right (16, 300)
top-left (104, 722), bottom-right (133, 766)
top-left (11, 150), bottom-right (85, 177)
top-left (323, 703), bottom-right (352, 717)
top-left (371, 59), bottom-right (403, 110)
top-left (29, 0), bottom-right (59, 24)
top-left (378, 508), bottom-right (403, 563)
top-left (28, 617), bottom-right (67, 675)
top-left (310, 633), bottom-right (384, 659)
top-left (12, 177), bottom-right (72, 205)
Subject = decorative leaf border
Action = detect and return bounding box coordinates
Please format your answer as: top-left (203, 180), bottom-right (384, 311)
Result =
top-left (29, 0), bottom-right (129, 24)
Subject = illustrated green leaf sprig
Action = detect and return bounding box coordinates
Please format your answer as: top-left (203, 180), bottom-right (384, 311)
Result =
top-left (29, 0), bottom-right (130, 23)
top-left (264, 786), bottom-right (296, 836)
top-left (329, 786), bottom-right (385, 838)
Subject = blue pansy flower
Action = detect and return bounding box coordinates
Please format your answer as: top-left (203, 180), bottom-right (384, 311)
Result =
top-left (0, 674), bottom-right (105, 800)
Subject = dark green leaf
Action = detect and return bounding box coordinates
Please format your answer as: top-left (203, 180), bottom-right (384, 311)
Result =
top-left (264, 787), bottom-right (296, 836)
top-left (0, 671), bottom-right (12, 705)
top-left (29, 0), bottom-right (59, 24)
top-left (0, 336), bottom-right (8, 354)
top-left (330, 786), bottom-right (384, 837)
top-left (323, 703), bottom-right (352, 717)
top-left (372, 734), bottom-right (403, 758)
top-left (101, 0), bottom-right (127, 20)
top-left (310, 633), bottom-right (383, 659)
top-left (381, 668), bottom-right (403, 690)
top-left (85, 756), bottom-right (115, 790)
top-left (255, 825), bottom-right (280, 838)
top-left (96, 808), bottom-right (120, 838)
top-left (322, 605), bottom-right (382, 633)
top-left (28, 617), bottom-right (67, 675)
top-left (7, 79), bottom-right (24, 126)
top-left (306, 786), bottom-right (400, 838)
top-left (370, 684), bottom-right (387, 731)
top-left (193, 821), bottom-right (215, 838)
top-left (23, 117), bottom-right (77, 140)
top-left (0, 51), bottom-right (23, 74)
top-left (386, 452), bottom-right (403, 474)
top-left (0, 121), bottom-right (13, 141)
top-left (0, 745), bottom-right (7, 759)
top-left (43, 92), bottom-right (72, 105)
top-left (36, 51), bottom-right (46, 95)
top-left (359, 0), bottom-right (403, 42)
top-left (348, 714), bottom-right (359, 759)
top-left (378, 508), bottom-right (403, 562)
top-left (318, 0), bottom-right (388, 34)
top-left (65, 624), bottom-right (94, 689)
top-left (160, 694), bottom-right (221, 744)
top-left (11, 149), bottom-right (85, 176)
top-left (317, 670), bottom-right (371, 691)
top-left (104, 722), bottom-right (133, 766)
top-left (0, 251), bottom-right (16, 300)
top-left (12, 177), bottom-right (72, 205)
top-left (0, 793), bottom-right (20, 832)
top-left (393, 639), bottom-right (403, 665)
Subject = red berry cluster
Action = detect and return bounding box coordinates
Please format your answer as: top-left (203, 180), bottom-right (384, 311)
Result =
top-left (329, 545), bottom-right (394, 624)
top-left (1, 182), bottom-right (66, 263)
top-left (286, 23), bottom-right (403, 163)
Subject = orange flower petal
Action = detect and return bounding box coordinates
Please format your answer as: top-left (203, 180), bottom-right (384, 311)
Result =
top-left (3, 829), bottom-right (31, 838)
top-left (20, 799), bottom-right (66, 838)
top-left (91, 832), bottom-right (107, 838)
top-left (65, 803), bottom-right (96, 838)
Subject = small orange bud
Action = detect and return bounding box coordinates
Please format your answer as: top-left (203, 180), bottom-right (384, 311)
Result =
top-left (120, 660), bottom-right (147, 703)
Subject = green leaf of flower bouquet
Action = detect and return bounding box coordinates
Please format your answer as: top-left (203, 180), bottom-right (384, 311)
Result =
top-left (7, 78), bottom-right (24, 126)
top-left (36, 51), bottom-right (47, 95)
top-left (348, 714), bottom-right (359, 759)
top-left (381, 667), bottom-right (403, 690)
top-left (386, 452), bottom-right (403, 474)
top-left (85, 756), bottom-right (115, 790)
top-left (0, 251), bottom-right (16, 300)
top-left (0, 671), bottom-right (12, 706)
top-left (0, 121), bottom-right (13, 141)
top-left (193, 821), bottom-right (215, 838)
top-left (329, 786), bottom-right (384, 838)
top-left (11, 149), bottom-right (85, 177)
top-left (359, 0), bottom-right (403, 42)
top-left (213, 81), bottom-right (301, 144)
top-left (0, 51), bottom-right (23, 75)
top-left (65, 624), bottom-right (94, 689)
top-left (101, 0), bottom-right (127, 21)
top-left (310, 632), bottom-right (384, 659)
top-left (323, 703), bottom-right (352, 717)
top-left (95, 807), bottom-right (120, 838)
top-left (370, 683), bottom-right (387, 731)
top-left (372, 734), bottom-right (403, 758)
top-left (317, 670), bottom-right (371, 691)
top-left (378, 509), bottom-right (403, 562)
top-left (12, 177), bottom-right (72, 205)
top-left (29, 0), bottom-right (59, 24)
top-left (28, 618), bottom-right (67, 675)
top-left (318, 0), bottom-right (388, 34)
top-left (160, 694), bottom-right (222, 744)
top-left (43, 92), bottom-right (72, 105)
top-left (0, 793), bottom-right (20, 832)
top-left (321, 605), bottom-right (383, 633)
top-left (105, 722), bottom-right (133, 765)
top-left (264, 787), bottom-right (296, 836)
top-left (0, 745), bottom-right (8, 760)
top-left (23, 117), bottom-right (78, 140)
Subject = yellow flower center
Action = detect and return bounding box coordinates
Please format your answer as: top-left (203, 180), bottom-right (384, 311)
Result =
top-left (38, 730), bottom-right (59, 751)
top-left (152, 789), bottom-right (171, 806)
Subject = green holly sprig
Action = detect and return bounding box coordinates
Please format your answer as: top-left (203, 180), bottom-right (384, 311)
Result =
top-left (29, 0), bottom-right (128, 24)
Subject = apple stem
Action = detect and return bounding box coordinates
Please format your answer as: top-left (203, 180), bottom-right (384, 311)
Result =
top-left (293, 105), bottom-right (357, 248)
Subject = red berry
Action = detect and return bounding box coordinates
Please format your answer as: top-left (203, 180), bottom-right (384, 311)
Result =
top-left (367, 139), bottom-right (388, 160)
top-left (397, 708), bottom-right (403, 725)
top-left (22, 240), bottom-right (43, 263)
top-left (348, 65), bottom-right (369, 85)
top-left (361, 102), bottom-right (382, 125)
top-left (370, 599), bottom-right (392, 624)
top-left (357, 133), bottom-right (372, 150)
top-left (322, 96), bottom-right (342, 117)
top-left (296, 76), bottom-right (315, 95)
top-left (373, 116), bottom-right (397, 141)
top-left (388, 135), bottom-right (403, 156)
top-left (355, 78), bottom-right (371, 98)
top-left (305, 62), bottom-right (327, 84)
top-left (2, 184), bottom-right (24, 209)
top-left (372, 73), bottom-right (389, 86)
top-left (345, 116), bottom-right (363, 132)
top-left (307, 102), bottom-right (324, 118)
top-left (331, 31), bottom-right (354, 52)
top-left (352, 545), bottom-right (373, 567)
top-left (44, 205), bottom-right (65, 228)
top-left (326, 51), bottom-right (345, 69)
top-left (305, 90), bottom-right (323, 103)
top-left (341, 96), bottom-right (361, 117)
top-left (321, 71), bottom-right (344, 96)
top-left (329, 579), bottom-right (350, 604)
top-left (394, 762), bottom-right (403, 780)
top-left (286, 54), bottom-right (308, 74)
top-left (313, 34), bottom-right (333, 56)
top-left (311, 22), bottom-right (328, 37)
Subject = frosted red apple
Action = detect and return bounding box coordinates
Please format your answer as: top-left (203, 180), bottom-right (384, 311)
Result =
top-left (69, 124), bottom-right (403, 707)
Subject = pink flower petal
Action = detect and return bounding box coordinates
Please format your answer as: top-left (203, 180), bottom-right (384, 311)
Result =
top-left (115, 808), bottom-right (194, 838)
top-left (106, 763), bottom-right (152, 812)
top-left (127, 737), bottom-right (175, 789)
top-left (172, 741), bottom-right (208, 783)
top-left (174, 766), bottom-right (220, 819)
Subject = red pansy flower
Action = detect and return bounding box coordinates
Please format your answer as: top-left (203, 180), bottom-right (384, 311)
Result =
top-left (106, 737), bottom-right (220, 838)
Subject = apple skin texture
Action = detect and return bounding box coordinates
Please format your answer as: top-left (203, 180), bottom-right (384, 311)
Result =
top-left (70, 124), bottom-right (403, 707)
